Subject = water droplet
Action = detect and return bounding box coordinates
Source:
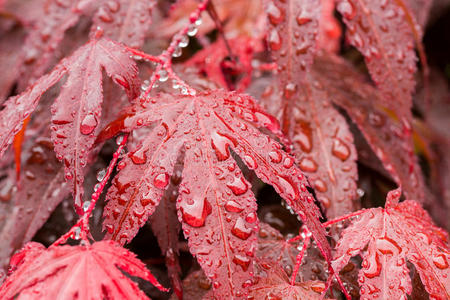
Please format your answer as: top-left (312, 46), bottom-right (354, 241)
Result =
top-left (97, 7), bottom-right (113, 22)
top-left (376, 236), bottom-right (401, 256)
top-left (293, 123), bottom-right (312, 152)
top-left (243, 155), bottom-right (257, 169)
top-left (187, 24), bottom-right (198, 36)
top-left (277, 176), bottom-right (299, 200)
top-left (180, 197), bottom-right (212, 227)
top-left (158, 69), bottom-right (168, 82)
top-left (283, 157), bottom-right (294, 168)
top-left (268, 150), bottom-right (282, 163)
top-left (105, 224), bottom-right (114, 233)
top-left (211, 131), bottom-right (237, 161)
top-left (337, 0), bottom-right (356, 20)
top-left (331, 139), bottom-right (350, 161)
top-left (232, 217), bottom-right (252, 240)
top-left (179, 35), bottom-right (189, 48)
top-left (80, 113), bottom-right (98, 135)
top-left (268, 29), bottom-right (282, 51)
top-left (97, 169), bottom-right (106, 181)
top-left (226, 177), bottom-right (248, 195)
top-left (283, 83), bottom-right (297, 99)
top-left (266, 2), bottom-right (284, 24)
top-left (130, 148), bottom-right (147, 164)
top-left (83, 201), bottom-right (90, 212)
top-left (299, 157), bottom-right (317, 172)
top-left (432, 253), bottom-right (448, 269)
top-left (224, 200), bottom-right (244, 213)
top-left (107, 0), bottom-right (120, 12)
top-left (369, 112), bottom-right (385, 127)
top-left (245, 212), bottom-right (257, 223)
top-left (172, 47), bottom-right (182, 58)
top-left (233, 254), bottom-right (250, 271)
top-left (314, 179), bottom-right (327, 192)
top-left (297, 10), bottom-right (312, 25)
top-left (153, 172), bottom-right (169, 189)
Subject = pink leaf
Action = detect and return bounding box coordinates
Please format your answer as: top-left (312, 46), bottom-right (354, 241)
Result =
top-left (90, 0), bottom-right (157, 48)
top-left (0, 241), bottom-right (166, 299)
top-left (332, 190), bottom-right (450, 299)
top-left (101, 90), bottom-right (330, 298)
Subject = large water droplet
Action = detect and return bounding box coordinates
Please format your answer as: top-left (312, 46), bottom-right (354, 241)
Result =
top-left (376, 236), bottom-right (402, 256)
top-left (224, 200), bottom-right (244, 213)
top-left (299, 157), bottom-right (318, 172)
top-left (211, 131), bottom-right (236, 161)
top-left (243, 155), bottom-right (257, 169)
top-left (180, 197), bottom-right (212, 227)
top-left (153, 172), bottom-right (169, 189)
top-left (268, 29), bottom-right (282, 51)
top-left (277, 176), bottom-right (299, 200)
top-left (267, 2), bottom-right (284, 24)
top-left (80, 113), bottom-right (98, 135)
top-left (331, 138), bottom-right (350, 161)
top-left (130, 148), bottom-right (147, 164)
top-left (233, 254), bottom-right (250, 271)
top-left (231, 217), bottom-right (252, 240)
top-left (314, 179), bottom-right (327, 192)
top-left (337, 0), bottom-right (356, 20)
top-left (432, 253), bottom-right (449, 269)
top-left (226, 177), bottom-right (249, 195)
top-left (268, 150), bottom-right (282, 163)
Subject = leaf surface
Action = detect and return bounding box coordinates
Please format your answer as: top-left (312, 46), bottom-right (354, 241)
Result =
top-left (0, 38), bottom-right (140, 210)
top-left (0, 241), bottom-right (165, 299)
top-left (248, 262), bottom-right (326, 299)
top-left (91, 0), bottom-right (156, 48)
top-left (313, 53), bottom-right (426, 202)
top-left (336, 0), bottom-right (416, 120)
top-left (332, 189), bottom-right (450, 299)
top-left (101, 90), bottom-right (330, 298)
top-left (266, 0), bottom-right (357, 217)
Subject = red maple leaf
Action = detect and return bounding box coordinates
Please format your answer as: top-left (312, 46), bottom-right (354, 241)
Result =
top-left (0, 241), bottom-right (166, 299)
top-left (0, 36), bottom-right (140, 211)
top-left (99, 90), bottom-right (330, 298)
top-left (332, 189), bottom-right (450, 299)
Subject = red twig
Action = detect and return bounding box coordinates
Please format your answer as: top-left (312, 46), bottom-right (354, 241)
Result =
top-left (128, 0), bottom-right (210, 98)
top-left (289, 226), bottom-right (310, 285)
top-left (52, 135), bottom-right (128, 246)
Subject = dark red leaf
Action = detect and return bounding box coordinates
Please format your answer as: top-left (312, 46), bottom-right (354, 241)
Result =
top-left (336, 0), bottom-right (417, 122)
top-left (314, 53), bottom-right (426, 202)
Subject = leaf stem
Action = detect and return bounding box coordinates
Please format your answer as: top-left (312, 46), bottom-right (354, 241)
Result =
top-left (52, 134), bottom-right (128, 246)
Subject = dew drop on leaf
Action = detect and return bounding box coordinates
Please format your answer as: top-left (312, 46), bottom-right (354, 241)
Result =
top-left (266, 2), bottom-right (284, 25)
top-left (299, 157), bottom-right (318, 172)
top-left (211, 131), bottom-right (236, 161)
top-left (233, 254), bottom-right (250, 271)
top-left (153, 172), bottom-right (169, 189)
top-left (224, 200), bottom-right (244, 213)
top-left (331, 138), bottom-right (350, 161)
top-left (180, 197), bottom-right (212, 227)
top-left (432, 254), bottom-right (449, 269)
top-left (129, 148), bottom-right (147, 164)
top-left (80, 113), bottom-right (98, 135)
top-left (231, 217), bottom-right (252, 240)
top-left (268, 150), bottom-right (282, 163)
top-left (226, 177), bottom-right (248, 195)
top-left (268, 29), bottom-right (282, 51)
